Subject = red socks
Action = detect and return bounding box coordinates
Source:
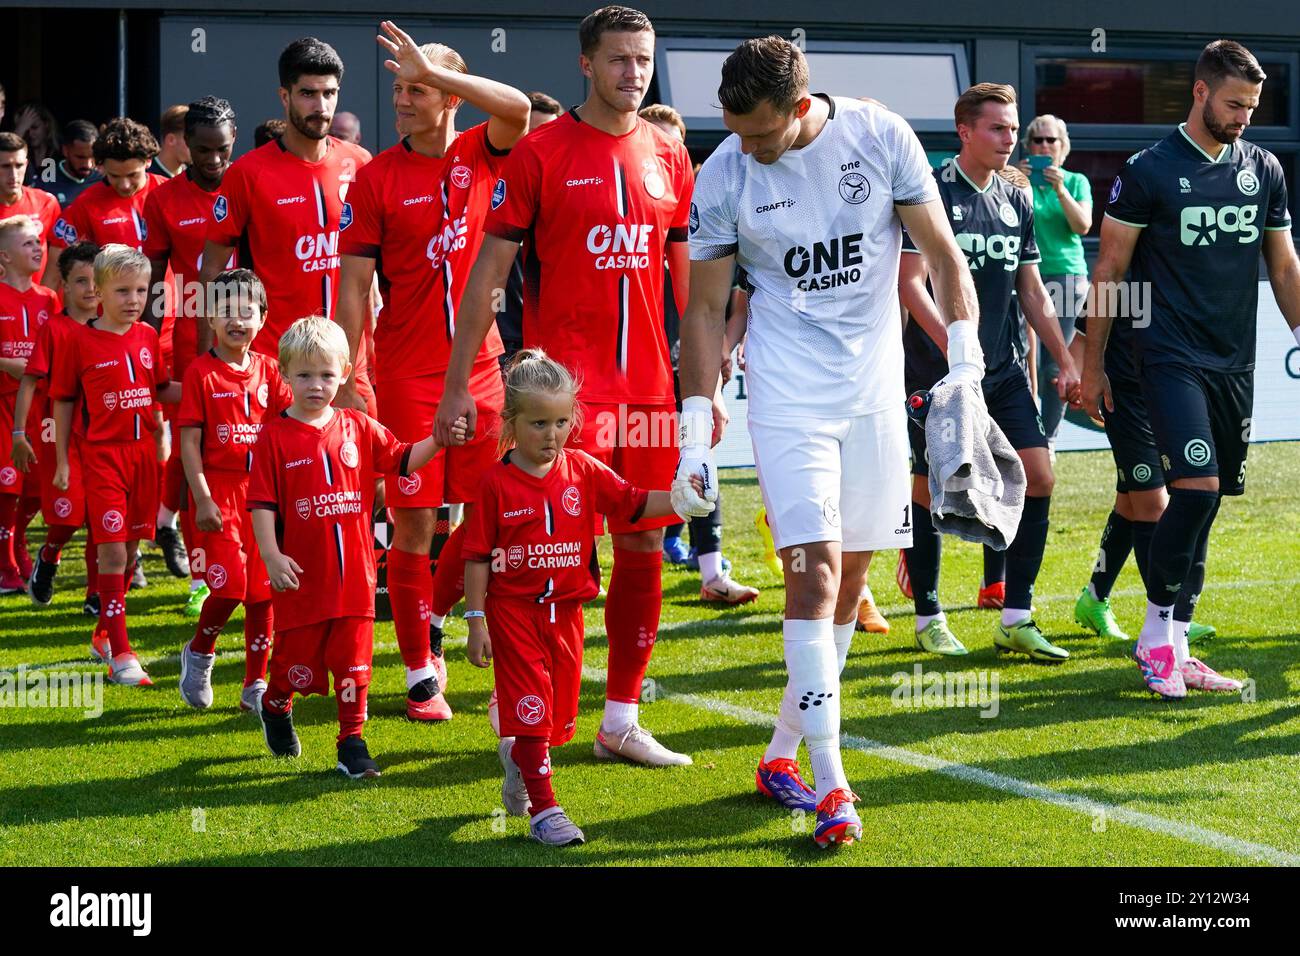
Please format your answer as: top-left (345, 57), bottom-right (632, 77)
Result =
top-left (84, 529), bottom-right (98, 598)
top-left (40, 523), bottom-right (76, 563)
top-left (386, 547), bottom-right (434, 671)
top-left (244, 600), bottom-right (273, 686)
top-left (337, 684), bottom-right (369, 741)
top-left (430, 521), bottom-right (466, 617)
top-left (604, 547), bottom-right (663, 704)
top-left (0, 495), bottom-right (16, 575)
top-left (97, 574), bottom-right (131, 658)
top-left (511, 736), bottom-right (557, 816)
top-left (191, 595), bottom-right (241, 655)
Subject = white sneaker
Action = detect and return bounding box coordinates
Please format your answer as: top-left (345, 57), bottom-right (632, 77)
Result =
top-left (700, 572), bottom-right (760, 605)
top-left (240, 679), bottom-right (267, 713)
top-left (594, 723), bottom-right (692, 767)
top-left (498, 737), bottom-right (532, 816)
top-left (108, 654), bottom-right (153, 687)
top-left (178, 639), bottom-right (215, 709)
top-left (529, 805), bottom-right (585, 846)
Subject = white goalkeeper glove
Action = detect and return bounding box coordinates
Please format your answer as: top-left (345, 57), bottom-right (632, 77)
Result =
top-left (672, 395), bottom-right (717, 518)
top-left (936, 319), bottom-right (984, 388)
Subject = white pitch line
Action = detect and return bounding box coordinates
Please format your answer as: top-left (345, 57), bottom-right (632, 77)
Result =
top-left (579, 662), bottom-right (1300, 867)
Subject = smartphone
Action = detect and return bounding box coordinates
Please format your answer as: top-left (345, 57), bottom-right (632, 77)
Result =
top-left (1028, 154), bottom-right (1052, 187)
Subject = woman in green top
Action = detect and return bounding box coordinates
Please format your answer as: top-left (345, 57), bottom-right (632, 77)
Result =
top-left (1017, 114), bottom-right (1092, 450)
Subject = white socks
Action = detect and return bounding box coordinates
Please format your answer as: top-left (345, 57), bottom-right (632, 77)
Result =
top-left (1001, 607), bottom-right (1031, 627)
top-left (1137, 602), bottom-right (1175, 652)
top-left (1087, 581), bottom-right (1101, 601)
top-left (698, 551), bottom-right (723, 583)
top-left (832, 620), bottom-right (854, 673)
top-left (860, 583), bottom-right (875, 604)
top-left (157, 506), bottom-right (177, 528)
top-left (405, 663), bottom-right (436, 689)
top-left (429, 613), bottom-right (446, 629)
top-left (764, 619), bottom-right (855, 766)
top-left (916, 612), bottom-right (945, 634)
top-left (1171, 621), bottom-right (1191, 668)
top-left (780, 617), bottom-right (847, 803)
top-left (603, 699), bottom-right (638, 733)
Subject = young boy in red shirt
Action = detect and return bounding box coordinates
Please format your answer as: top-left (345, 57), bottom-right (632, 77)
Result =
top-left (248, 316), bottom-right (465, 778)
top-left (462, 350), bottom-right (695, 845)
top-left (51, 244), bottom-right (180, 686)
top-left (177, 269), bottom-right (292, 713)
top-left (11, 240), bottom-right (101, 608)
top-left (0, 215), bottom-right (59, 594)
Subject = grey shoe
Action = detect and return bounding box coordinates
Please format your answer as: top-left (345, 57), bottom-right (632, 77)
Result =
top-left (179, 639), bottom-right (215, 709)
top-left (498, 736), bottom-right (532, 816)
top-left (529, 805), bottom-right (585, 846)
top-left (240, 679), bottom-right (267, 714)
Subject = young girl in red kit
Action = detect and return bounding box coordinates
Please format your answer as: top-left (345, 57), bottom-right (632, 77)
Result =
top-left (462, 350), bottom-right (693, 846)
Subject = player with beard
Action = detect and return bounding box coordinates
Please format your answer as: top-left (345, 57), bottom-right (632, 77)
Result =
top-left (435, 6), bottom-right (705, 768)
top-left (199, 38), bottom-right (373, 410)
top-left (144, 96), bottom-right (240, 610)
top-left (1081, 40), bottom-right (1299, 697)
top-left (337, 22), bottom-right (529, 721)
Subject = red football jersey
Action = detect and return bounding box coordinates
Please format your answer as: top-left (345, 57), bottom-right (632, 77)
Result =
top-left (247, 407), bottom-right (410, 630)
top-left (340, 124), bottom-right (506, 382)
top-left (177, 350), bottom-right (292, 474)
top-left (207, 137), bottom-right (372, 354)
top-left (0, 187), bottom-right (60, 265)
top-left (0, 282), bottom-right (57, 397)
top-left (24, 309), bottom-right (82, 419)
top-left (463, 448), bottom-right (649, 603)
top-left (143, 169), bottom-right (237, 301)
top-left (49, 320), bottom-right (169, 443)
top-left (484, 113), bottom-right (692, 405)
top-left (50, 175), bottom-right (167, 250)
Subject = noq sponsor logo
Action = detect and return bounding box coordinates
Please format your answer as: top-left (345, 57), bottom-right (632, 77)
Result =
top-left (516, 695), bottom-right (546, 725)
top-left (586, 223), bottom-right (654, 269)
top-left (1179, 204), bottom-right (1259, 245)
top-left (956, 232), bottom-right (1021, 272)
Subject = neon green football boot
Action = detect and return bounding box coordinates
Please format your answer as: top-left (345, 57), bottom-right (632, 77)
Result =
top-left (184, 582), bottom-right (210, 619)
top-left (995, 617), bottom-right (1069, 662)
top-left (1186, 621), bottom-right (1217, 645)
top-left (1073, 586), bottom-right (1130, 641)
top-left (915, 618), bottom-right (969, 657)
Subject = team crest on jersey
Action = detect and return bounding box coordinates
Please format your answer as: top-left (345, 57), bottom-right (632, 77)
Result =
top-left (689, 202), bottom-right (700, 234)
top-left (54, 497), bottom-right (72, 519)
top-left (340, 440), bottom-right (359, 469)
top-left (397, 473), bottom-right (421, 496)
top-left (339, 202), bottom-right (353, 231)
top-left (643, 162), bottom-right (666, 200)
top-left (562, 485), bottom-right (582, 517)
top-left (53, 219), bottom-right (77, 244)
top-left (1237, 168), bottom-right (1260, 196)
top-left (295, 497), bottom-right (311, 520)
top-left (998, 202), bottom-right (1019, 227)
top-left (102, 510), bottom-right (124, 534)
top-left (839, 172), bottom-right (870, 204)
top-left (507, 545), bottom-right (524, 569)
top-left (450, 165), bottom-right (472, 189)
top-left (491, 178), bottom-right (506, 210)
top-left (288, 664), bottom-right (314, 689)
top-left (1109, 177), bottom-right (1122, 204)
top-left (207, 564), bottom-right (228, 590)
top-left (257, 383), bottom-right (270, 407)
top-left (516, 695), bottom-right (546, 725)
top-left (138, 347), bottom-right (153, 370)
top-left (216, 423), bottom-right (231, 444)
top-left (102, 391), bottom-right (118, 412)
top-left (213, 195), bottom-right (228, 223)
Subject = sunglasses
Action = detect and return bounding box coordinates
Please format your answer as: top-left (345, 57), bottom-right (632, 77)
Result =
top-left (1031, 136), bottom-right (1058, 145)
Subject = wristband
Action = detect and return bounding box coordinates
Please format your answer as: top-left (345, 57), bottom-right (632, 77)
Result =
top-left (678, 395), bottom-right (713, 450)
top-left (463, 609), bottom-right (486, 620)
top-left (11, 429), bottom-right (24, 436)
top-left (946, 319), bottom-right (984, 371)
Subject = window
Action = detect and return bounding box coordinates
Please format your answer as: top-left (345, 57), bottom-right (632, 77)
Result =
top-left (1063, 150), bottom-right (1135, 236)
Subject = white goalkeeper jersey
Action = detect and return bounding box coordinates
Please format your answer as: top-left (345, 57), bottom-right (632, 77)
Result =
top-left (689, 95), bottom-right (938, 419)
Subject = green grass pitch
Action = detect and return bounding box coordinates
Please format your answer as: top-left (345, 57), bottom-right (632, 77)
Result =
top-left (2, 444), bottom-right (1299, 866)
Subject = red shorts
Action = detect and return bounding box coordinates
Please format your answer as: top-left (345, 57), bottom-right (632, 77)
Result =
top-left (38, 429), bottom-right (87, 527)
top-left (568, 401), bottom-right (678, 534)
top-left (83, 440), bottom-right (159, 543)
top-left (487, 595), bottom-right (585, 746)
top-left (188, 471), bottom-right (269, 603)
top-left (265, 616), bottom-right (373, 707)
top-left (378, 358), bottom-right (504, 508)
top-left (171, 314), bottom-right (198, 387)
top-left (0, 396), bottom-right (41, 499)
top-left (161, 440), bottom-right (187, 513)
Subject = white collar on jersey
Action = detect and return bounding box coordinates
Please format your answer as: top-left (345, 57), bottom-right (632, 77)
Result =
top-left (950, 155), bottom-right (995, 194)
top-left (1178, 123), bottom-right (1233, 163)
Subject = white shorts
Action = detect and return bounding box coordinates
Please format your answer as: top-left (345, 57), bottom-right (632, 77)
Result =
top-left (749, 407), bottom-right (913, 553)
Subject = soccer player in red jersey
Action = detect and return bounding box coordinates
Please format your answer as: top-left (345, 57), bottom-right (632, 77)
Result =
top-left (248, 317), bottom-right (464, 777)
top-left (44, 118), bottom-right (167, 292)
top-left (145, 96), bottom-right (241, 599)
top-left (199, 38), bottom-right (374, 402)
top-left (463, 351), bottom-right (691, 843)
top-left (0, 216), bottom-right (58, 594)
top-left (50, 246), bottom-right (182, 687)
top-left (11, 241), bottom-right (101, 608)
top-left (337, 21), bottom-right (530, 721)
top-left (0, 134), bottom-right (60, 270)
top-left (177, 270), bottom-right (292, 713)
top-left (437, 6), bottom-right (707, 767)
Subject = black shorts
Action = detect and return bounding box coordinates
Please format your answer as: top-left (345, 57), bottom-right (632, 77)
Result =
top-left (1139, 361), bottom-right (1253, 496)
top-left (1103, 377), bottom-right (1166, 493)
top-left (907, 370), bottom-right (1046, 477)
